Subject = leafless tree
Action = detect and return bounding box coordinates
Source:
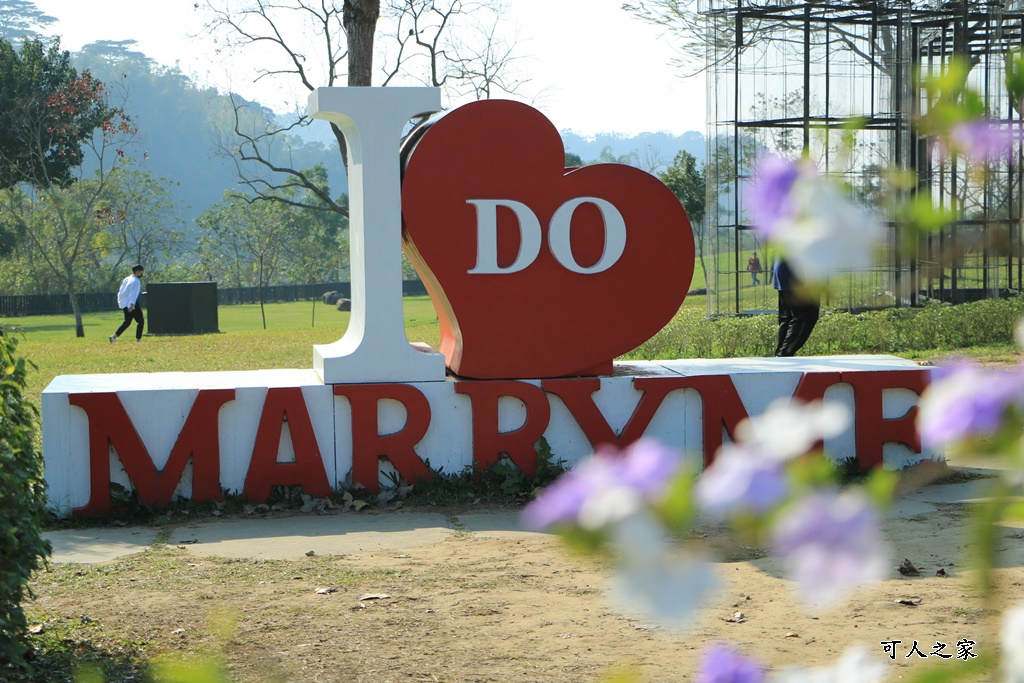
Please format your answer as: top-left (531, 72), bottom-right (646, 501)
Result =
top-left (198, 0), bottom-right (526, 216)
top-left (624, 0), bottom-right (1004, 84)
top-left (380, 0), bottom-right (526, 101)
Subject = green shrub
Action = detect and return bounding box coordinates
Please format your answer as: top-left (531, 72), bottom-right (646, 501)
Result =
top-left (625, 295), bottom-right (1024, 360)
top-left (0, 332), bottom-right (51, 667)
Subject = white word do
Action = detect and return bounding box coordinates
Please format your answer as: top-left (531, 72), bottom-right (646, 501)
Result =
top-left (467, 198), bottom-right (627, 275)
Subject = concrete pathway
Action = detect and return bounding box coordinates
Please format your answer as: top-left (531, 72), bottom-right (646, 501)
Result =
top-left (44, 459), bottom-right (1016, 565)
top-left (45, 509), bottom-right (548, 564)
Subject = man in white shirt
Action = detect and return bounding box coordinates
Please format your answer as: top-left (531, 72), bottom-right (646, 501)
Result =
top-left (110, 265), bottom-right (145, 342)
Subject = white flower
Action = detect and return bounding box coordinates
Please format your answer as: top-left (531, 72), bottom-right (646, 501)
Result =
top-left (770, 644), bottom-right (888, 682)
top-left (1002, 601), bottom-right (1024, 683)
top-left (608, 511), bottom-right (719, 629)
top-left (577, 485), bottom-right (643, 531)
top-left (771, 176), bottom-right (885, 284)
top-left (735, 399), bottom-right (850, 462)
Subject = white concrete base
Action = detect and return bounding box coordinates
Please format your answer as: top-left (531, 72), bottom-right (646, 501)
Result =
top-left (313, 337), bottom-right (447, 384)
top-left (42, 356), bottom-right (935, 516)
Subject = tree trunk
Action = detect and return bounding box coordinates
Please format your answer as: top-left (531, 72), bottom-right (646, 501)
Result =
top-left (68, 286), bottom-right (85, 338)
top-left (344, 0), bottom-right (379, 87)
top-left (337, 1), bottom-right (378, 173)
top-left (696, 219), bottom-right (709, 294)
top-left (259, 258), bottom-right (267, 331)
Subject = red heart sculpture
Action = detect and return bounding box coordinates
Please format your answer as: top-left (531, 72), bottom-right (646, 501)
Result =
top-left (401, 100), bottom-right (694, 380)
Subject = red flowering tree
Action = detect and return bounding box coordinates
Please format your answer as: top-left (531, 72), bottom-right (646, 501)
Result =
top-left (0, 37), bottom-right (115, 191)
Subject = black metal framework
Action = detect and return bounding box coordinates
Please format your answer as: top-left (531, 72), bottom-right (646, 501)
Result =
top-left (702, 0), bottom-right (1024, 314)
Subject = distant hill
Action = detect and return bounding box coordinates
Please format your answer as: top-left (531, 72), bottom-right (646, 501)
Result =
top-left (67, 41), bottom-right (702, 224)
top-left (290, 110), bottom-right (707, 176)
top-left (561, 130), bottom-right (706, 173)
top-left (70, 40), bottom-right (346, 224)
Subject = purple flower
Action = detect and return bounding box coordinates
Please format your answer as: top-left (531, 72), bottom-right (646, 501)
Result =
top-left (698, 643), bottom-right (765, 683)
top-left (949, 120), bottom-right (1019, 164)
top-left (521, 438), bottom-right (683, 532)
top-left (696, 444), bottom-right (788, 518)
top-left (603, 438), bottom-right (683, 493)
top-left (771, 490), bottom-right (887, 608)
top-left (748, 154), bottom-right (802, 237)
top-left (918, 362), bottom-right (1024, 447)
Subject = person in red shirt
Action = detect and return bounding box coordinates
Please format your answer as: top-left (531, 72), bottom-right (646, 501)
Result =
top-left (747, 252), bottom-right (763, 285)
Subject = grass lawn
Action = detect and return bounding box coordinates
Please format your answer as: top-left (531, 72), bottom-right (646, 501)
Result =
top-left (2, 291), bottom-right (717, 407)
top-left (1, 297), bottom-right (442, 408)
top-left (4, 291), bottom-right (1016, 414)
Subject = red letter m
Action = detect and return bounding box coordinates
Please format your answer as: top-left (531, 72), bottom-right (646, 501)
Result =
top-left (68, 389), bottom-right (234, 516)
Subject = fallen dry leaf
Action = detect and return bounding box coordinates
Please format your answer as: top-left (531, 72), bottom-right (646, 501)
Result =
top-left (357, 593), bottom-right (391, 601)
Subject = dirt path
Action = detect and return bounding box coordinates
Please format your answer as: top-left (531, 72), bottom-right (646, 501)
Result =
top-left (21, 489), bottom-right (1024, 683)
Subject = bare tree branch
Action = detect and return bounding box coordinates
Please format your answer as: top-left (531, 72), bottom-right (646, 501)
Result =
top-left (200, 0), bottom-right (528, 218)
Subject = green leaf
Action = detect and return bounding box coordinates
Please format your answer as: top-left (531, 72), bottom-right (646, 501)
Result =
top-left (864, 468), bottom-right (898, 509)
top-left (897, 193), bottom-right (958, 235)
top-left (655, 470), bottom-right (697, 533)
top-left (151, 656), bottom-right (228, 683)
top-left (1006, 50), bottom-right (1024, 108)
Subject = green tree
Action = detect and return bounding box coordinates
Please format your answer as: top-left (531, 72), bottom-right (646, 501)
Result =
top-left (0, 81), bottom-right (148, 337)
top-left (659, 150), bottom-right (707, 289)
top-left (0, 37), bottom-right (115, 190)
top-left (279, 165), bottom-right (348, 285)
top-left (96, 167), bottom-right (188, 278)
top-left (197, 167), bottom-right (348, 328)
top-left (281, 166), bottom-right (349, 326)
top-left (197, 194), bottom-right (295, 330)
top-left (599, 144), bottom-right (636, 166)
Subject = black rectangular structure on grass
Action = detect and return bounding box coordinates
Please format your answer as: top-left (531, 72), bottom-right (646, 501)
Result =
top-left (147, 282), bottom-right (220, 335)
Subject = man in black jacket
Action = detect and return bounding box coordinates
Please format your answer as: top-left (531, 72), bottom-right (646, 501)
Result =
top-left (772, 258), bottom-right (819, 357)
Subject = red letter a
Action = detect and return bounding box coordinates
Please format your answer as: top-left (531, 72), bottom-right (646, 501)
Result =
top-left (243, 387), bottom-right (331, 501)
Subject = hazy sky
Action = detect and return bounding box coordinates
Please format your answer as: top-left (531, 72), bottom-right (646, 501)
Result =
top-left (32, 0), bottom-right (706, 136)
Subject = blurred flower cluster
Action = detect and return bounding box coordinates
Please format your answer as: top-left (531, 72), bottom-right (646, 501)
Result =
top-left (523, 352), bottom-right (1024, 682)
top-left (523, 398), bottom-right (899, 680)
top-left (522, 52), bottom-right (1024, 683)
